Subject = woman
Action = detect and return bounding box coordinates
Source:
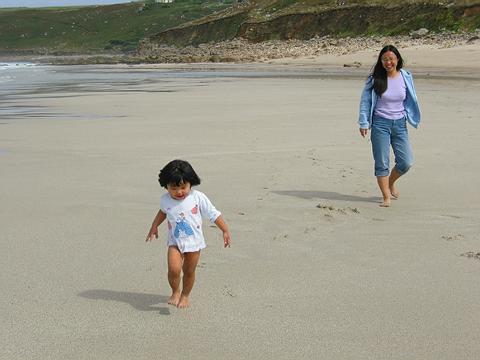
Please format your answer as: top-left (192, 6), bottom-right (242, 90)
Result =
top-left (358, 45), bottom-right (421, 207)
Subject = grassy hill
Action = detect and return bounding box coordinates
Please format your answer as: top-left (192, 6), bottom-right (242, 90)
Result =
top-left (1, 0), bottom-right (479, 56)
top-left (0, 0), bottom-right (234, 55)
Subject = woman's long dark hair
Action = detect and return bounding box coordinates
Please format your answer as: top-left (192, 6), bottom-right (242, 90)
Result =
top-left (371, 45), bottom-right (404, 96)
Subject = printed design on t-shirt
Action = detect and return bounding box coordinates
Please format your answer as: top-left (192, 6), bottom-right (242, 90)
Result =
top-left (191, 205), bottom-right (198, 215)
top-left (173, 212), bottom-right (194, 239)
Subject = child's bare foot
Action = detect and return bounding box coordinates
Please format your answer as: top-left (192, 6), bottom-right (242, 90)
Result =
top-left (380, 198), bottom-right (391, 207)
top-left (168, 292), bottom-right (181, 306)
top-left (177, 295), bottom-right (190, 309)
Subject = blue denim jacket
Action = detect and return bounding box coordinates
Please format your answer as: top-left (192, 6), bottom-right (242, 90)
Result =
top-left (358, 69), bottom-right (421, 129)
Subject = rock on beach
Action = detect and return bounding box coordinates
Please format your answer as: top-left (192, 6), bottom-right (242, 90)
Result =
top-left (136, 32), bottom-right (477, 63)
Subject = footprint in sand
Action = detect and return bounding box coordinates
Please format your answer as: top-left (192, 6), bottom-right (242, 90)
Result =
top-left (441, 234), bottom-right (465, 241)
top-left (324, 213), bottom-right (335, 221)
top-left (306, 149), bottom-right (322, 164)
top-left (304, 226), bottom-right (317, 234)
top-left (317, 204), bottom-right (335, 211)
top-left (273, 233), bottom-right (289, 241)
top-left (223, 286), bottom-right (236, 297)
top-left (441, 214), bottom-right (462, 219)
top-left (316, 203), bottom-right (360, 215)
top-left (460, 251), bottom-right (480, 260)
top-left (339, 167), bottom-right (354, 178)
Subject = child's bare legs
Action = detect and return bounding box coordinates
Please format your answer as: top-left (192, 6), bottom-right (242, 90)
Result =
top-left (177, 251), bottom-right (200, 309)
top-left (167, 246), bottom-right (182, 306)
top-left (167, 246), bottom-right (200, 308)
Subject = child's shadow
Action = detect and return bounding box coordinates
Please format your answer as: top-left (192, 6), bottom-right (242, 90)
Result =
top-left (78, 289), bottom-right (171, 315)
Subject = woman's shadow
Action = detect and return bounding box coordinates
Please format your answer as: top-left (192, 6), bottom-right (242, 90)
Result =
top-left (273, 190), bottom-right (380, 203)
top-left (78, 289), bottom-right (171, 315)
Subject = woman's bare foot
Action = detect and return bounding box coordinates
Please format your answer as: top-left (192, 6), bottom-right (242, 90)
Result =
top-left (177, 295), bottom-right (190, 309)
top-left (390, 186), bottom-right (399, 199)
top-left (168, 292), bottom-right (181, 306)
top-left (380, 198), bottom-right (391, 207)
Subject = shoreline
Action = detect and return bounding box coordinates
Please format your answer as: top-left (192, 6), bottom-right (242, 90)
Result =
top-left (1, 33), bottom-right (479, 68)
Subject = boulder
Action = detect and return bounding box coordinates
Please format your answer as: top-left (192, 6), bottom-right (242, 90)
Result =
top-left (410, 28), bottom-right (429, 38)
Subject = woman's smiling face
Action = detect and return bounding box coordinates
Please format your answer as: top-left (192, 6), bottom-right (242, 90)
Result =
top-left (381, 51), bottom-right (398, 75)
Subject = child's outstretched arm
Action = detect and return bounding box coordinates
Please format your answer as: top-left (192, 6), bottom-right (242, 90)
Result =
top-left (214, 215), bottom-right (231, 248)
top-left (146, 210), bottom-right (166, 242)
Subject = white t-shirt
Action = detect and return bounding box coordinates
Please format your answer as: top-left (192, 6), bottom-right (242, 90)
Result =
top-left (160, 189), bottom-right (221, 253)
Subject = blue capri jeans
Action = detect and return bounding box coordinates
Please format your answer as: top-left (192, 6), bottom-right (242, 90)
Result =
top-left (371, 115), bottom-right (413, 177)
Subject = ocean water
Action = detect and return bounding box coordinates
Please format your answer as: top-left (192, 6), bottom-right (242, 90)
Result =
top-left (0, 63), bottom-right (243, 119)
top-left (0, 63), bottom-right (246, 119)
top-left (0, 62), bottom-right (214, 98)
top-left (0, 62), bottom-right (46, 120)
top-left (0, 62), bottom-right (359, 120)
top-left (0, 62), bottom-right (39, 90)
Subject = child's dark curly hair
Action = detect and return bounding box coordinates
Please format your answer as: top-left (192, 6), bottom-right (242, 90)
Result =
top-left (158, 159), bottom-right (201, 188)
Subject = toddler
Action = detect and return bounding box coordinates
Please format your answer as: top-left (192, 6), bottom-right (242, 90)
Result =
top-left (146, 159), bottom-right (231, 308)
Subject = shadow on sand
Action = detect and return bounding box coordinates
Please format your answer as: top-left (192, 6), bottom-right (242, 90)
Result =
top-left (273, 190), bottom-right (380, 203)
top-left (78, 289), bottom-right (171, 315)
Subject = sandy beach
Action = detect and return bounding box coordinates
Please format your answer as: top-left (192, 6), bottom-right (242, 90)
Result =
top-left (2, 43), bottom-right (480, 359)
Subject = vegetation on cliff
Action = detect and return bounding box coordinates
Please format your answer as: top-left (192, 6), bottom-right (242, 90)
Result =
top-left (0, 0), bottom-right (479, 58)
top-left (0, 0), bottom-right (234, 55)
top-left (147, 0), bottom-right (480, 46)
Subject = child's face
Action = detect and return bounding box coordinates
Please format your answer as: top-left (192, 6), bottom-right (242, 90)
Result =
top-left (167, 182), bottom-right (191, 200)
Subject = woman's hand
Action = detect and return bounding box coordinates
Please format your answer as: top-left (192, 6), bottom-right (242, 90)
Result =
top-left (359, 128), bottom-right (368, 138)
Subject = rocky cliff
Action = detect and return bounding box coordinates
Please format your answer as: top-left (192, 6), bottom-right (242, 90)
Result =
top-left (143, 1), bottom-right (480, 48)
